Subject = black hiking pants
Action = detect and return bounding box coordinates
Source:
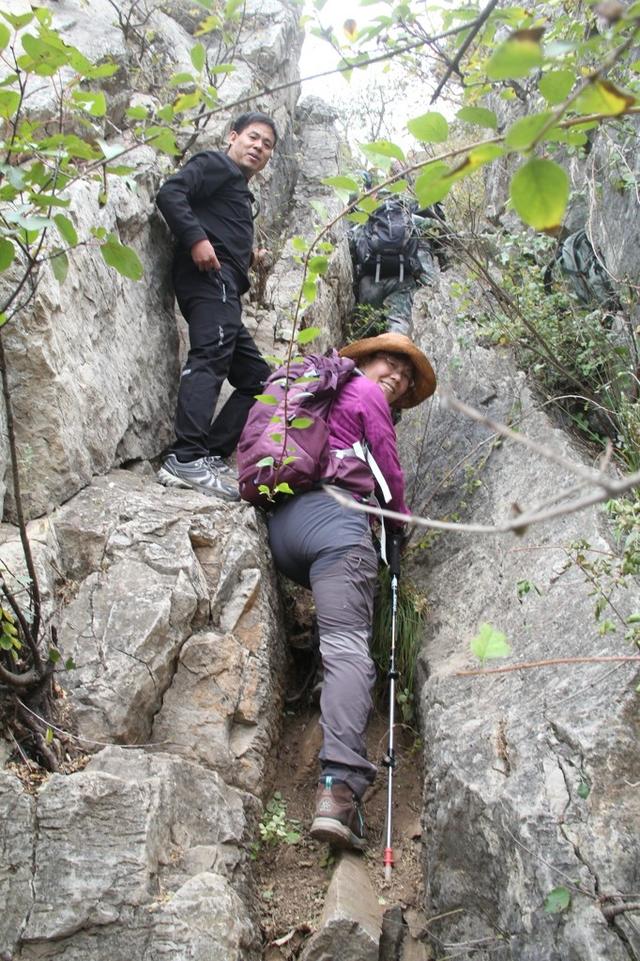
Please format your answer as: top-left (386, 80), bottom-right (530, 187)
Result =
top-left (171, 256), bottom-right (270, 461)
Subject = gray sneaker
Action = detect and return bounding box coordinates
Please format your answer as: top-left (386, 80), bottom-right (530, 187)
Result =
top-left (206, 455), bottom-right (237, 480)
top-left (157, 454), bottom-right (240, 501)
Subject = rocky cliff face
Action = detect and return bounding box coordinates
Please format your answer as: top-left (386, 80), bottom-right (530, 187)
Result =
top-left (399, 272), bottom-right (640, 960)
top-left (0, 2), bottom-right (638, 960)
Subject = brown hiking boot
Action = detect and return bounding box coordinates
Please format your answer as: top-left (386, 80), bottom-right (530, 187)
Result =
top-left (310, 776), bottom-right (366, 851)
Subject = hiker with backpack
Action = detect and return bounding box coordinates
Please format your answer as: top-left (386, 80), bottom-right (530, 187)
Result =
top-left (351, 191), bottom-right (441, 334)
top-left (155, 111), bottom-right (277, 501)
top-left (263, 332), bottom-right (436, 851)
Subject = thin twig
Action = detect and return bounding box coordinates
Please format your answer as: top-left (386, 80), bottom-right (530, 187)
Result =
top-left (456, 656), bottom-right (640, 677)
top-left (601, 901), bottom-right (640, 921)
top-left (430, 0), bottom-right (501, 104)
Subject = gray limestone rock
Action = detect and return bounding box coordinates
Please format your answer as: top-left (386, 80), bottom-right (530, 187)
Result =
top-left (0, 770), bottom-right (35, 956)
top-left (301, 851), bottom-right (383, 961)
top-left (11, 747), bottom-right (260, 960)
top-left (402, 282), bottom-right (640, 961)
top-left (52, 471), bottom-right (285, 769)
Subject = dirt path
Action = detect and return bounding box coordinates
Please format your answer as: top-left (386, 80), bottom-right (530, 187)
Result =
top-left (254, 692), bottom-right (426, 958)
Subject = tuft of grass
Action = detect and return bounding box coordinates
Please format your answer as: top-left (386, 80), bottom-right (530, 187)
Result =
top-left (372, 568), bottom-right (428, 718)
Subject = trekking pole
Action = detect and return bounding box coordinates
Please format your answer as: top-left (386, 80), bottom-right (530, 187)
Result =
top-left (383, 531), bottom-right (402, 883)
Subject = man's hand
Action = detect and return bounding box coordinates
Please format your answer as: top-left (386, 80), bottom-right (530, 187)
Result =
top-left (191, 238), bottom-right (221, 272)
top-left (251, 247), bottom-right (269, 268)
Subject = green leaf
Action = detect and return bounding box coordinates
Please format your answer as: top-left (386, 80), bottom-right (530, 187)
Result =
top-left (169, 72), bottom-right (194, 87)
top-left (627, 613), bottom-right (640, 624)
top-left (51, 249), bottom-right (68, 284)
top-left (48, 647), bottom-right (61, 663)
top-left (0, 22), bottom-right (10, 50)
top-left (486, 37), bottom-right (543, 80)
top-left (64, 657), bottom-right (76, 670)
top-left (308, 255), bottom-right (328, 275)
top-left (297, 325), bottom-right (321, 345)
top-left (4, 210), bottom-right (53, 231)
top-left (256, 456), bottom-right (275, 467)
top-left (358, 196), bottom-right (380, 214)
top-left (577, 780), bottom-right (590, 799)
top-left (72, 89), bottom-right (107, 117)
top-left (302, 278), bottom-right (317, 303)
top-left (146, 127), bottom-right (179, 155)
top-left (208, 63), bottom-right (235, 75)
top-left (19, 32), bottom-right (70, 75)
top-left (456, 106), bottom-right (498, 130)
top-left (45, 726), bottom-right (54, 744)
top-left (274, 482), bottom-right (294, 495)
top-left (407, 111), bottom-right (449, 143)
top-left (97, 139), bottom-right (125, 161)
top-left (543, 886), bottom-right (571, 914)
top-left (54, 213), bottom-right (78, 247)
top-left (510, 158), bottom-right (569, 231)
top-left (359, 139), bottom-right (405, 162)
top-left (1, 11), bottom-right (33, 29)
top-left (190, 42), bottom-right (206, 72)
top-left (0, 237), bottom-right (14, 270)
top-left (322, 175), bottom-right (360, 191)
top-left (100, 234), bottom-right (143, 281)
top-left (291, 417), bottom-right (313, 429)
top-left (505, 112), bottom-right (554, 150)
top-left (255, 393), bottom-right (279, 405)
top-left (470, 623), bottom-right (511, 663)
top-left (575, 79), bottom-right (635, 116)
top-left (415, 161), bottom-right (451, 208)
top-left (539, 69), bottom-right (574, 105)
top-left (0, 89), bottom-right (19, 118)
top-left (291, 236), bottom-right (308, 252)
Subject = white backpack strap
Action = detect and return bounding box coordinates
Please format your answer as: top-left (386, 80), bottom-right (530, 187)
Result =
top-left (351, 441), bottom-right (392, 504)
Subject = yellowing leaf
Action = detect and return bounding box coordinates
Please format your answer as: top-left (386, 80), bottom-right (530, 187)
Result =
top-left (343, 18), bottom-right (357, 40)
top-left (575, 78), bottom-right (635, 116)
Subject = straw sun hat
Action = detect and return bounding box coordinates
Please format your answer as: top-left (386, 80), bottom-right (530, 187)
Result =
top-left (340, 333), bottom-right (436, 409)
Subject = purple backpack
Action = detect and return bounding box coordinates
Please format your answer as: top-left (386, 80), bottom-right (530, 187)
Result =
top-left (237, 350), bottom-right (356, 508)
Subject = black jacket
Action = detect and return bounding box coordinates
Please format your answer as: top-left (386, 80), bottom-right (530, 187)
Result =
top-left (156, 150), bottom-right (255, 292)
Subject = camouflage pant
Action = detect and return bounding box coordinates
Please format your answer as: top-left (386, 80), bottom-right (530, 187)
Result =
top-left (357, 248), bottom-right (438, 335)
top-left (357, 276), bottom-right (415, 335)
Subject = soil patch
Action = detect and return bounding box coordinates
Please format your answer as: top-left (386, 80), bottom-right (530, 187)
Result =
top-left (254, 677), bottom-right (426, 958)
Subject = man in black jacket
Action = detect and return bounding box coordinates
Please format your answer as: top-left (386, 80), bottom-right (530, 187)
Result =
top-left (156, 111), bottom-right (277, 499)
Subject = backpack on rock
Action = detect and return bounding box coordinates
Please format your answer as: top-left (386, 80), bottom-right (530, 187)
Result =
top-left (354, 198), bottom-right (420, 283)
top-left (237, 350), bottom-right (356, 508)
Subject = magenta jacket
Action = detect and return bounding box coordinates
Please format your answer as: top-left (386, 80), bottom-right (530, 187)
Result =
top-left (325, 372), bottom-right (409, 518)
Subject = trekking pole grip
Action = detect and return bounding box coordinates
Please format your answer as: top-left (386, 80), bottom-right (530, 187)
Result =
top-left (389, 532), bottom-right (402, 578)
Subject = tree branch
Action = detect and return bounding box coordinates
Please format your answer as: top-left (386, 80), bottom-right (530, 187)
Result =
top-left (430, 0), bottom-right (501, 104)
top-left (455, 656), bottom-right (640, 677)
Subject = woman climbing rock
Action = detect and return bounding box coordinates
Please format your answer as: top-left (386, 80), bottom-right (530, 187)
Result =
top-left (266, 332), bottom-right (436, 850)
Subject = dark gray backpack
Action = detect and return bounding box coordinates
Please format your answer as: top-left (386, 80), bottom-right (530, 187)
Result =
top-left (544, 229), bottom-right (619, 309)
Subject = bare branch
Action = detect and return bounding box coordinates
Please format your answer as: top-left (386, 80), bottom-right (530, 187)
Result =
top-left (456, 656), bottom-right (640, 677)
top-left (430, 0), bottom-right (501, 104)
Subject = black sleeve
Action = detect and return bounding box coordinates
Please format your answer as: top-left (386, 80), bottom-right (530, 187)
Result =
top-left (156, 152), bottom-right (233, 251)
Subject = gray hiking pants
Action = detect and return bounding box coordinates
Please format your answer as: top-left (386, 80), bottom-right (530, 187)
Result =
top-left (267, 490), bottom-right (379, 797)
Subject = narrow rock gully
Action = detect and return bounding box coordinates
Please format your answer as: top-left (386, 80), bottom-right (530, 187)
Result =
top-left (253, 626), bottom-right (432, 961)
